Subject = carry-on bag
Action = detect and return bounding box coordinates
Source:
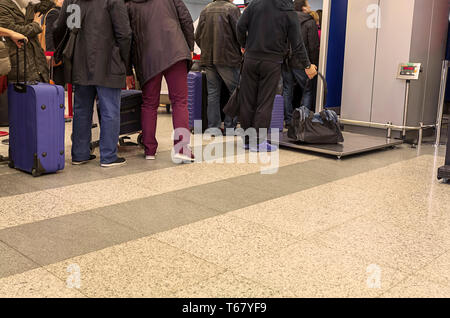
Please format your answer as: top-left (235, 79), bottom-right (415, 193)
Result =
top-left (270, 95), bottom-right (284, 132)
top-left (287, 73), bottom-right (344, 144)
top-left (0, 38), bottom-right (11, 77)
top-left (120, 89), bottom-right (142, 136)
top-left (187, 71), bottom-right (208, 132)
top-left (90, 89), bottom-right (144, 149)
top-left (8, 43), bottom-right (65, 177)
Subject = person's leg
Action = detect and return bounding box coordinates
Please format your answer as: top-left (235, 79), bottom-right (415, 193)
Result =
top-left (71, 85), bottom-right (96, 162)
top-left (163, 60), bottom-right (191, 155)
top-left (205, 66), bottom-right (223, 130)
top-left (254, 61), bottom-right (282, 137)
top-left (95, 86), bottom-right (122, 164)
top-left (293, 69), bottom-right (314, 111)
top-left (141, 74), bottom-right (163, 156)
top-left (239, 58), bottom-right (259, 132)
top-left (216, 66), bottom-right (240, 129)
top-left (282, 66), bottom-right (295, 125)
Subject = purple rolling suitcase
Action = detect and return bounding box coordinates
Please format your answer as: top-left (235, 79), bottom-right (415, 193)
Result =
top-left (187, 71), bottom-right (208, 132)
top-left (8, 45), bottom-right (65, 177)
top-left (270, 95), bottom-right (284, 132)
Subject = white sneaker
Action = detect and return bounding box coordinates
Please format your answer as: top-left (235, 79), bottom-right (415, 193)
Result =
top-left (173, 152), bottom-right (195, 163)
top-left (145, 155), bottom-right (156, 160)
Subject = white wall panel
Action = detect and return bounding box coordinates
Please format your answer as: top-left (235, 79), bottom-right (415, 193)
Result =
top-left (370, 0), bottom-right (414, 126)
top-left (341, 0), bottom-right (379, 121)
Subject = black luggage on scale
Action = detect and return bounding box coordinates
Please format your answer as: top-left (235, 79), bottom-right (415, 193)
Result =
top-left (287, 73), bottom-right (344, 144)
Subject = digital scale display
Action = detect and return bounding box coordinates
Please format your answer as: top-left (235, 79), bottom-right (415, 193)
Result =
top-left (397, 63), bottom-right (421, 80)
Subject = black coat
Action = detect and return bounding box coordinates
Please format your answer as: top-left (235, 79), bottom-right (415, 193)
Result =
top-left (296, 12), bottom-right (320, 66)
top-left (45, 7), bottom-right (64, 85)
top-left (53, 0), bottom-right (132, 88)
top-left (236, 0), bottom-right (310, 69)
top-left (195, 0), bottom-right (242, 68)
top-left (127, 0), bottom-right (194, 86)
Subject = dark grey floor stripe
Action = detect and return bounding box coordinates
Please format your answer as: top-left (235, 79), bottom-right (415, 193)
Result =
top-left (0, 146), bottom-right (425, 279)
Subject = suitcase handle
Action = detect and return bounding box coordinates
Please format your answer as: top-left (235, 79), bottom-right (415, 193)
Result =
top-left (301, 72), bottom-right (327, 109)
top-left (14, 39), bottom-right (28, 93)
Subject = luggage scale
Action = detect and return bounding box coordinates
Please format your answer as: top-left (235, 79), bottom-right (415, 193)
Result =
top-left (272, 70), bottom-right (404, 159)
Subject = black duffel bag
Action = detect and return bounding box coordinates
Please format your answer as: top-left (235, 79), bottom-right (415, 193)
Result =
top-left (287, 73), bottom-right (344, 144)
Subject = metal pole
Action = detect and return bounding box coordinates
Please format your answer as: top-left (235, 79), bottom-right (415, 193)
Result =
top-left (316, 0), bottom-right (332, 113)
top-left (418, 122), bottom-right (424, 147)
top-left (386, 122), bottom-right (392, 139)
top-left (436, 60), bottom-right (449, 147)
top-left (402, 80), bottom-right (411, 139)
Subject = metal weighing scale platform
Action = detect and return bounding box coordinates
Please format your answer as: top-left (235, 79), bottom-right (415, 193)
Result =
top-left (274, 131), bottom-right (403, 159)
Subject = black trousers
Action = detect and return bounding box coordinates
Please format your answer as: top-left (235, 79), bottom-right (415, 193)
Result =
top-left (239, 57), bottom-right (282, 142)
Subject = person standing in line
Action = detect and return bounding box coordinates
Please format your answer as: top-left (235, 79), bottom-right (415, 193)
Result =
top-left (236, 0), bottom-right (317, 152)
top-left (42, 0), bottom-right (64, 86)
top-left (195, 0), bottom-right (242, 135)
top-left (283, 0), bottom-right (320, 126)
top-left (53, 0), bottom-right (132, 167)
top-left (127, 0), bottom-right (195, 162)
top-left (0, 0), bottom-right (54, 83)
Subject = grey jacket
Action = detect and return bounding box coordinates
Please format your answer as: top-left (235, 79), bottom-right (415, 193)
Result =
top-left (195, 0), bottom-right (242, 68)
top-left (53, 0), bottom-right (132, 88)
top-left (127, 0), bottom-right (194, 86)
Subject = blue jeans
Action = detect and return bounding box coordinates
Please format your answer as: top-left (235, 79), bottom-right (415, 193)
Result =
top-left (72, 85), bottom-right (121, 164)
top-left (205, 65), bottom-right (239, 130)
top-left (282, 67), bottom-right (316, 123)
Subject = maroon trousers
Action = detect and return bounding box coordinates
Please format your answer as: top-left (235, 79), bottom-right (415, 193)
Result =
top-left (141, 60), bottom-right (190, 156)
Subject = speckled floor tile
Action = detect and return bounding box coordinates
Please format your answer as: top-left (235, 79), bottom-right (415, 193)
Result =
top-left (45, 177), bottom-right (157, 211)
top-left (411, 251), bottom-right (450, 287)
top-left (316, 216), bottom-right (449, 274)
top-left (0, 191), bottom-right (81, 228)
top-left (0, 268), bottom-right (85, 298)
top-left (45, 237), bottom-right (224, 298)
top-left (94, 194), bottom-right (221, 235)
top-left (381, 275), bottom-right (450, 298)
top-left (154, 215), bottom-right (298, 269)
top-left (230, 240), bottom-right (405, 298)
top-left (0, 211), bottom-right (141, 266)
top-left (0, 242), bottom-right (38, 278)
top-left (228, 182), bottom-right (372, 238)
top-left (173, 271), bottom-right (293, 298)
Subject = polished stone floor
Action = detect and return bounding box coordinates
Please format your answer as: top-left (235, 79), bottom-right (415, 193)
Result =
top-left (0, 113), bottom-right (449, 298)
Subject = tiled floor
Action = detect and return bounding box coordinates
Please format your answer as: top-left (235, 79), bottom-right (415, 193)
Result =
top-left (0, 114), bottom-right (449, 298)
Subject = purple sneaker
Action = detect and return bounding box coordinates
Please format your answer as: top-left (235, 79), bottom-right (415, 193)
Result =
top-left (250, 141), bottom-right (278, 153)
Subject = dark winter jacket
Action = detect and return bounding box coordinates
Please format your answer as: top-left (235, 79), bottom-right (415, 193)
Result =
top-left (195, 0), bottom-right (241, 68)
top-left (53, 0), bottom-right (132, 88)
top-left (44, 6), bottom-right (61, 52)
top-left (296, 11), bottom-right (320, 66)
top-left (127, 0), bottom-right (194, 86)
top-left (236, 0), bottom-right (310, 68)
top-left (0, 0), bottom-right (54, 83)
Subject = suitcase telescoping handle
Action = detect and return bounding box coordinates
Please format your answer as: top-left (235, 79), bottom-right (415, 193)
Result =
top-left (14, 39), bottom-right (27, 93)
top-left (302, 71), bottom-right (327, 109)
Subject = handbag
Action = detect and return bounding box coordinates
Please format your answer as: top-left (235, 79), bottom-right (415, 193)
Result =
top-left (0, 39), bottom-right (11, 77)
top-left (54, 1), bottom-right (86, 83)
top-left (223, 59), bottom-right (244, 118)
top-left (287, 72), bottom-right (344, 144)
